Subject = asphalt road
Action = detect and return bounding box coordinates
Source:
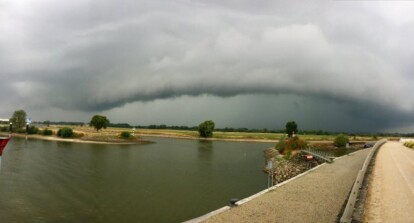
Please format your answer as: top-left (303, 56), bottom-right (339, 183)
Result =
top-left (364, 142), bottom-right (414, 223)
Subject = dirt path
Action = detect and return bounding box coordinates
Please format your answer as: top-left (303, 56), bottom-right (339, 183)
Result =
top-left (201, 148), bottom-right (371, 223)
top-left (364, 142), bottom-right (414, 223)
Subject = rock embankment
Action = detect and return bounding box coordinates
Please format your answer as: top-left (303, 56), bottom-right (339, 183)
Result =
top-left (264, 148), bottom-right (324, 184)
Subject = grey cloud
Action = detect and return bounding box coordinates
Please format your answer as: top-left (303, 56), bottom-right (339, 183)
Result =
top-left (1, 0), bottom-right (414, 131)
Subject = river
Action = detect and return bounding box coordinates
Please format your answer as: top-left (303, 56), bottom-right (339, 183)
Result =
top-left (0, 137), bottom-right (274, 223)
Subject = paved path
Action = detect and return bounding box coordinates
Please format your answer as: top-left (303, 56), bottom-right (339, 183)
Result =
top-left (364, 142), bottom-right (414, 223)
top-left (203, 148), bottom-right (371, 223)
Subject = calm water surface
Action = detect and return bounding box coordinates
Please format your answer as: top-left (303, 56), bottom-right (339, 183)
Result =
top-left (0, 137), bottom-right (273, 223)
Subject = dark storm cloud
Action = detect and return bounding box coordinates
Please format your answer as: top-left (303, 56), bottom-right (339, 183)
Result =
top-left (1, 0), bottom-right (414, 131)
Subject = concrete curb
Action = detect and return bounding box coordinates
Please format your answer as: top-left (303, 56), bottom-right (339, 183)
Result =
top-left (183, 206), bottom-right (231, 223)
top-left (339, 139), bottom-right (387, 223)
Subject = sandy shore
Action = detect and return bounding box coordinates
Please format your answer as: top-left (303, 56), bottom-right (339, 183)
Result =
top-left (1, 133), bottom-right (153, 145)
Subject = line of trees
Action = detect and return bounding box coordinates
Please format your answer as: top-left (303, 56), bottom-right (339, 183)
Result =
top-left (4, 109), bottom-right (414, 138)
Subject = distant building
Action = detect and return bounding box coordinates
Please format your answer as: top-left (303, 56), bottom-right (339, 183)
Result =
top-left (0, 119), bottom-right (9, 124)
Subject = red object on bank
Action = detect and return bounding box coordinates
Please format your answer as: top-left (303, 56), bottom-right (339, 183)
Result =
top-left (306, 155), bottom-right (313, 160)
top-left (0, 137), bottom-right (10, 156)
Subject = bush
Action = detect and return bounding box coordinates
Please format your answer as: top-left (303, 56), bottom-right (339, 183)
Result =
top-left (275, 136), bottom-right (286, 154)
top-left (120, 131), bottom-right (131, 139)
top-left (334, 134), bottom-right (349, 147)
top-left (404, 142), bottom-right (414, 149)
top-left (0, 126), bottom-right (8, 132)
top-left (264, 148), bottom-right (279, 160)
top-left (284, 149), bottom-right (292, 160)
top-left (57, 127), bottom-right (73, 138)
top-left (284, 136), bottom-right (307, 158)
top-left (27, 126), bottom-right (39, 134)
top-left (73, 132), bottom-right (84, 138)
top-left (43, 129), bottom-right (53, 136)
top-left (17, 129), bottom-right (26, 134)
top-left (275, 136), bottom-right (307, 159)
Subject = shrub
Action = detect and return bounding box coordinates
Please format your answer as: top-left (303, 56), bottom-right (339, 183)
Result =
top-left (404, 142), bottom-right (414, 149)
top-left (120, 131), bottom-right (131, 139)
top-left (284, 136), bottom-right (307, 157)
top-left (276, 136), bottom-right (307, 159)
top-left (0, 126), bottom-right (8, 132)
top-left (287, 136), bottom-right (307, 150)
top-left (57, 127), bottom-right (73, 138)
top-left (17, 128), bottom-right (26, 134)
top-left (334, 134), bottom-right (349, 147)
top-left (73, 132), bottom-right (84, 138)
top-left (27, 126), bottom-right (39, 134)
top-left (284, 149), bottom-right (292, 160)
top-left (275, 136), bottom-right (286, 154)
top-left (43, 129), bottom-right (53, 136)
top-left (264, 148), bottom-right (279, 160)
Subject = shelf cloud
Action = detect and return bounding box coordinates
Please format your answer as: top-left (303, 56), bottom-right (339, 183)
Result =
top-left (1, 0), bottom-right (414, 131)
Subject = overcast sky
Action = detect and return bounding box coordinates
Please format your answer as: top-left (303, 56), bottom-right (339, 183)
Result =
top-left (1, 0), bottom-right (414, 132)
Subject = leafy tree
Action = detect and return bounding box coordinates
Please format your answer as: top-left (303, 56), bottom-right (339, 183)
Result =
top-left (334, 134), bottom-right (349, 147)
top-left (10, 110), bottom-right (27, 131)
top-left (89, 115), bottom-right (110, 132)
top-left (198, 120), bottom-right (215, 138)
top-left (285, 121), bottom-right (298, 138)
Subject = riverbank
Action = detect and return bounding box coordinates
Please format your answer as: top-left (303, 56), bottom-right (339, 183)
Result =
top-left (0, 125), bottom-right (381, 145)
top-left (0, 133), bottom-right (154, 145)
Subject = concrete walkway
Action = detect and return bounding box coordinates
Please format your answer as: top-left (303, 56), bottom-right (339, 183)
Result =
top-left (364, 142), bottom-right (414, 223)
top-left (203, 148), bottom-right (371, 223)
